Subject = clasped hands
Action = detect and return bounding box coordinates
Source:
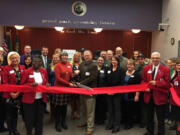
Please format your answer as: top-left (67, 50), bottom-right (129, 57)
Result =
top-left (145, 80), bottom-right (156, 92)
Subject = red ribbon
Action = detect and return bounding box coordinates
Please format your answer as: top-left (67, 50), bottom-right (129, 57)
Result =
top-left (0, 84), bottom-right (180, 107)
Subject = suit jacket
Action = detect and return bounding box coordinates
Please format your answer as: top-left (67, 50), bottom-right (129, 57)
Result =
top-left (79, 60), bottom-right (98, 88)
top-left (170, 74), bottom-right (180, 106)
top-left (41, 55), bottom-right (51, 70)
top-left (3, 64), bottom-right (25, 98)
top-left (20, 67), bottom-right (48, 104)
top-left (142, 64), bottom-right (171, 105)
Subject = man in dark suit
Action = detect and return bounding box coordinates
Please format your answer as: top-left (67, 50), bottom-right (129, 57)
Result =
top-left (78, 50), bottom-right (98, 135)
top-left (41, 46), bottom-right (51, 114)
top-left (142, 52), bottom-right (171, 135)
top-left (41, 46), bottom-right (51, 70)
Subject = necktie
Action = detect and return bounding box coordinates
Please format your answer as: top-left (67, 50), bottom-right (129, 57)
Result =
top-left (44, 57), bottom-right (47, 68)
top-left (152, 67), bottom-right (156, 80)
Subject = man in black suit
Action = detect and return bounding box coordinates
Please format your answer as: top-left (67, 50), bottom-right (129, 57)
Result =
top-left (41, 46), bottom-right (51, 69)
top-left (41, 46), bottom-right (51, 114)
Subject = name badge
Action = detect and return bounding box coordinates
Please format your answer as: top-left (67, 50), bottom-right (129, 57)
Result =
top-left (9, 70), bottom-right (14, 74)
top-left (174, 81), bottom-right (179, 86)
top-left (107, 70), bottom-right (111, 74)
top-left (67, 66), bottom-right (71, 68)
top-left (130, 75), bottom-right (134, 78)
top-left (100, 70), bottom-right (104, 74)
top-left (29, 75), bottom-right (34, 78)
top-left (147, 70), bottom-right (152, 74)
top-left (160, 78), bottom-right (164, 81)
top-left (85, 72), bottom-right (90, 76)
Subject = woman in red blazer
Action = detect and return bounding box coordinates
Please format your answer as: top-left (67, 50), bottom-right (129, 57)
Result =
top-left (20, 55), bottom-right (49, 135)
top-left (52, 52), bottom-right (74, 132)
top-left (170, 58), bottom-right (180, 135)
top-left (3, 52), bottom-right (25, 135)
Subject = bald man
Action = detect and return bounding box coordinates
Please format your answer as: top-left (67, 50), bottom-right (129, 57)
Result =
top-left (115, 47), bottom-right (128, 70)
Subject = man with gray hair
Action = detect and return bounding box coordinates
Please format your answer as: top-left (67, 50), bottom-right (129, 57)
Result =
top-left (142, 51), bottom-right (171, 135)
top-left (115, 47), bottom-right (128, 70)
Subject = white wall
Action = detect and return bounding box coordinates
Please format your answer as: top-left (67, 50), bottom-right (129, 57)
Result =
top-left (0, 26), bottom-right (4, 44)
top-left (151, 0), bottom-right (180, 61)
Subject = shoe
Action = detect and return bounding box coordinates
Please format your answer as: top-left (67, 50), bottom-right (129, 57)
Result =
top-left (144, 132), bottom-right (154, 135)
top-left (96, 121), bottom-right (104, 125)
top-left (85, 130), bottom-right (93, 135)
top-left (77, 123), bottom-right (87, 127)
top-left (0, 127), bottom-right (8, 132)
top-left (170, 124), bottom-right (177, 130)
top-left (13, 130), bottom-right (21, 135)
top-left (55, 123), bottom-right (61, 132)
top-left (44, 110), bottom-right (49, 114)
top-left (139, 123), bottom-right (145, 128)
top-left (62, 122), bottom-right (68, 130)
top-left (75, 113), bottom-right (80, 119)
top-left (105, 124), bottom-right (113, 130)
top-left (112, 127), bottom-right (120, 133)
top-left (124, 124), bottom-right (133, 129)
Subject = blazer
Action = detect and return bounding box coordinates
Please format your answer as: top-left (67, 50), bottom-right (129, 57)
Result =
top-left (170, 74), bottom-right (180, 106)
top-left (3, 64), bottom-right (25, 98)
top-left (20, 67), bottom-right (48, 104)
top-left (54, 62), bottom-right (72, 87)
top-left (141, 64), bottom-right (171, 105)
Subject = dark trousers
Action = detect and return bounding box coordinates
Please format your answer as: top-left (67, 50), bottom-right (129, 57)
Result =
top-left (107, 94), bottom-right (121, 128)
top-left (95, 95), bottom-right (107, 123)
top-left (0, 97), bottom-right (6, 129)
top-left (23, 99), bottom-right (45, 135)
top-left (123, 100), bottom-right (134, 126)
top-left (55, 105), bottom-right (67, 127)
top-left (146, 97), bottom-right (166, 135)
top-left (6, 102), bottom-right (18, 133)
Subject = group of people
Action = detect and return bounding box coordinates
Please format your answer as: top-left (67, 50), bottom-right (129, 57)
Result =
top-left (0, 45), bottom-right (180, 135)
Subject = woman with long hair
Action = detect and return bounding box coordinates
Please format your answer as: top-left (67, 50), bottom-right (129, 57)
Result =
top-left (70, 52), bottom-right (82, 120)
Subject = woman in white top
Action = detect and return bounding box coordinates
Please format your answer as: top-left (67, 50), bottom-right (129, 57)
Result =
top-left (21, 55), bottom-right (49, 135)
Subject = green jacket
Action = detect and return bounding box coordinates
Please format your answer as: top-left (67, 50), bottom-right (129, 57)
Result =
top-left (79, 60), bottom-right (98, 88)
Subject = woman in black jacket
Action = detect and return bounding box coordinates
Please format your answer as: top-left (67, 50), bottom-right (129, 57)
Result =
top-left (106, 56), bottom-right (124, 133)
top-left (122, 59), bottom-right (141, 129)
top-left (95, 56), bottom-right (108, 125)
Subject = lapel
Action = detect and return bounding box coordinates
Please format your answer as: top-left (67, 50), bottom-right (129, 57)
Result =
top-left (9, 65), bottom-right (16, 81)
top-left (154, 64), bottom-right (162, 81)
